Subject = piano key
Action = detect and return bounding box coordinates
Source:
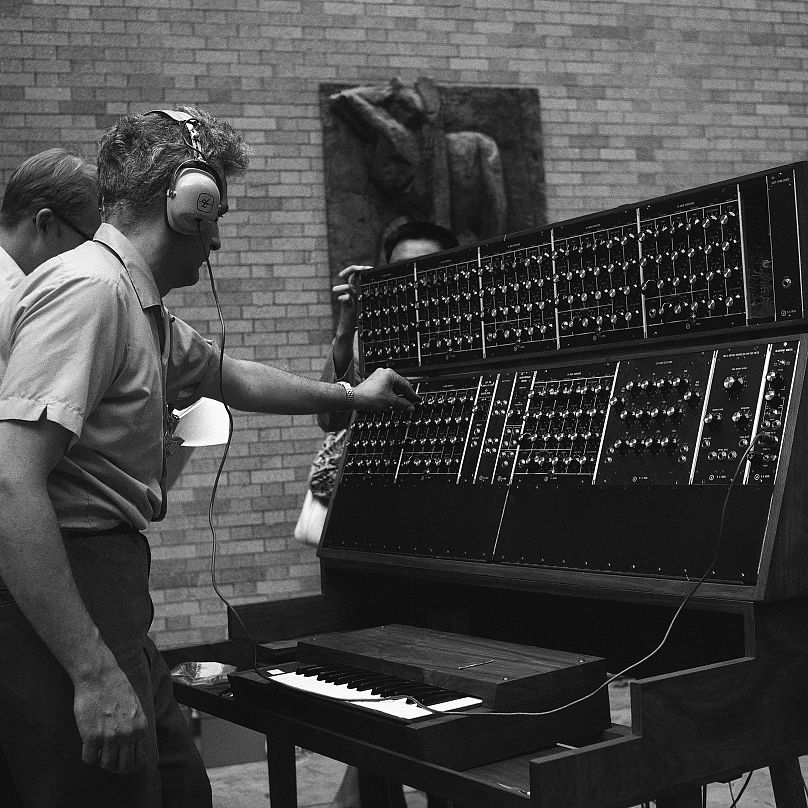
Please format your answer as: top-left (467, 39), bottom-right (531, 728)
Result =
top-left (399, 686), bottom-right (458, 702)
top-left (315, 666), bottom-right (358, 676)
top-left (316, 668), bottom-right (360, 683)
top-left (377, 684), bottom-right (437, 698)
top-left (296, 665), bottom-right (331, 676)
top-left (342, 674), bottom-right (391, 688)
top-left (331, 670), bottom-right (377, 685)
top-left (349, 676), bottom-right (465, 705)
top-left (370, 679), bottom-right (411, 694)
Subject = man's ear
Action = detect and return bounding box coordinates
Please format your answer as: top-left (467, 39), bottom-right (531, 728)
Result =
top-left (32, 208), bottom-right (56, 235)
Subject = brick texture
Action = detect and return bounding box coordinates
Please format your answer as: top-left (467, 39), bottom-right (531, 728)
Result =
top-left (2, 0), bottom-right (807, 650)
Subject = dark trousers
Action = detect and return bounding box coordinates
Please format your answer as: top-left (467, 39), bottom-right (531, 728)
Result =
top-left (0, 531), bottom-right (211, 808)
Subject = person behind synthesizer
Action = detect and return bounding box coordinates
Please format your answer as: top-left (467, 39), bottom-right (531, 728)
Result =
top-left (318, 219), bottom-right (459, 432)
top-left (311, 219), bottom-right (458, 808)
top-left (0, 106), bottom-right (418, 808)
top-left (0, 148), bottom-right (100, 295)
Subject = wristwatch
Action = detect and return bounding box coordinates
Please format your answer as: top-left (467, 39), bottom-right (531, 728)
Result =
top-left (336, 380), bottom-right (355, 410)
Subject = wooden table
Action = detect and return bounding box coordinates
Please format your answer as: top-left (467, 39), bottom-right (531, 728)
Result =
top-left (168, 638), bottom-right (808, 808)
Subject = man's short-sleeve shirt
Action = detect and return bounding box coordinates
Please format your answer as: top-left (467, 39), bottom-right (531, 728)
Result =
top-left (0, 244), bottom-right (24, 304)
top-left (0, 224), bottom-right (219, 530)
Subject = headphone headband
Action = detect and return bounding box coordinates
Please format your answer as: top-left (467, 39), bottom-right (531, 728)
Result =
top-left (146, 109), bottom-right (224, 194)
top-left (146, 109), bottom-right (224, 235)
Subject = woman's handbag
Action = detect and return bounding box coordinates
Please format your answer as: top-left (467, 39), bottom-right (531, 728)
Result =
top-left (294, 429), bottom-right (347, 546)
top-left (294, 489), bottom-right (328, 547)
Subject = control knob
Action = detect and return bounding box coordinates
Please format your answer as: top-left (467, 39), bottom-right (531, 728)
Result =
top-left (723, 374), bottom-right (745, 393)
top-left (731, 410), bottom-right (750, 427)
top-left (683, 389), bottom-right (701, 405)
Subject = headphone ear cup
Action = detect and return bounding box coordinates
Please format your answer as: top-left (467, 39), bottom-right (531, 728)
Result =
top-left (165, 164), bottom-right (221, 235)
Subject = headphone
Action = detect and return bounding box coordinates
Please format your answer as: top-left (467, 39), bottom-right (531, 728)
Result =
top-left (147, 109), bottom-right (225, 236)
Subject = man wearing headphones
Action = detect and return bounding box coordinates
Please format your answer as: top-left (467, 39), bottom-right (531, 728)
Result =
top-left (0, 107), bottom-right (418, 807)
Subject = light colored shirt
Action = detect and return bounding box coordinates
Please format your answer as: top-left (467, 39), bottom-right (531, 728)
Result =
top-left (0, 243), bottom-right (24, 301)
top-left (0, 224), bottom-right (219, 531)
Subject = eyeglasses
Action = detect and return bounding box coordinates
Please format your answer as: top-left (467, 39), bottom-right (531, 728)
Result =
top-left (38, 211), bottom-right (95, 242)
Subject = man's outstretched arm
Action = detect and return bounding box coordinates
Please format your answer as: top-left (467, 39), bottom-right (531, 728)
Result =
top-left (200, 355), bottom-right (418, 416)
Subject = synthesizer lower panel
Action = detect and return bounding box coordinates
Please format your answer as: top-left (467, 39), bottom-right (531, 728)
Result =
top-left (325, 479), bottom-right (771, 584)
top-left (321, 336), bottom-right (806, 589)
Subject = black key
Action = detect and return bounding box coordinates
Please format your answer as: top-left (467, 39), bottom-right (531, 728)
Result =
top-left (370, 679), bottom-right (409, 696)
top-left (330, 670), bottom-right (371, 684)
top-left (342, 674), bottom-right (391, 690)
top-left (296, 664), bottom-right (331, 677)
top-left (370, 679), bottom-right (410, 695)
top-left (375, 682), bottom-right (417, 697)
top-left (317, 667), bottom-right (361, 682)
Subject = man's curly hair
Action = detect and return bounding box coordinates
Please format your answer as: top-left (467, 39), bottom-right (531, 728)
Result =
top-left (97, 105), bottom-right (250, 223)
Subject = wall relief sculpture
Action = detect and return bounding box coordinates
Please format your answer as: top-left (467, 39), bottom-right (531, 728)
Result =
top-left (320, 76), bottom-right (546, 282)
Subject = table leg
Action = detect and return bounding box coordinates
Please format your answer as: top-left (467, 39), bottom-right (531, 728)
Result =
top-left (266, 737), bottom-right (297, 808)
top-left (770, 757), bottom-right (808, 808)
top-left (656, 785), bottom-right (702, 808)
top-left (358, 769), bottom-right (408, 808)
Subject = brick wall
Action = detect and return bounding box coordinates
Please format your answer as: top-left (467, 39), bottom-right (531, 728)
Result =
top-left (2, 0), bottom-right (807, 649)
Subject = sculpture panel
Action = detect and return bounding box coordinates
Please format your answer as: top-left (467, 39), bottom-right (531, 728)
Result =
top-left (320, 77), bottom-right (546, 282)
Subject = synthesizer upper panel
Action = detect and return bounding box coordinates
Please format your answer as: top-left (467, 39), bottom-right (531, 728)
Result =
top-left (358, 162), bottom-right (807, 374)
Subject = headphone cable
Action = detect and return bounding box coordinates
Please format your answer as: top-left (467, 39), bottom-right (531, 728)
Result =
top-left (197, 223), bottom-right (265, 674)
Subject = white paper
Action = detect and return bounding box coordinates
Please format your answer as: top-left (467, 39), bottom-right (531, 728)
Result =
top-left (173, 397), bottom-right (230, 446)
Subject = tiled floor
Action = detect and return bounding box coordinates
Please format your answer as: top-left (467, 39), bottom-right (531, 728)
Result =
top-left (206, 680), bottom-right (804, 807)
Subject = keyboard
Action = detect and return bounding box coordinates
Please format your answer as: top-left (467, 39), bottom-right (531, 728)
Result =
top-left (257, 662), bottom-right (482, 720)
top-left (227, 624), bottom-right (612, 769)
